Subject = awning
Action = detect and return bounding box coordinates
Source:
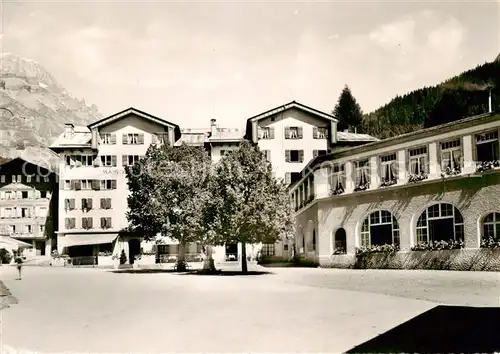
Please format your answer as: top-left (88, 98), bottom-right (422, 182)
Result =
top-left (62, 234), bottom-right (118, 247)
top-left (0, 236), bottom-right (33, 249)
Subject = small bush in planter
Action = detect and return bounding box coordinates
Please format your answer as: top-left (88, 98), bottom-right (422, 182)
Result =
top-left (119, 250), bottom-right (127, 265)
top-left (0, 248), bottom-right (12, 264)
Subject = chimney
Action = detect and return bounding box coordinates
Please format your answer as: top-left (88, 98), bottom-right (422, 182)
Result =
top-left (64, 123), bottom-right (74, 138)
top-left (210, 118), bottom-right (217, 136)
top-left (489, 89), bottom-right (492, 113)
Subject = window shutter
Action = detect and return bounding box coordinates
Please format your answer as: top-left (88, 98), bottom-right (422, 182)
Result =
top-left (81, 198), bottom-right (86, 209)
top-left (266, 150), bottom-right (271, 161)
top-left (257, 127), bottom-right (263, 139)
top-left (100, 198), bottom-right (105, 209)
top-left (299, 150), bottom-right (304, 163)
top-left (107, 198), bottom-right (112, 209)
top-left (88, 217), bottom-right (93, 229)
top-left (69, 199), bottom-right (75, 210)
top-left (111, 155), bottom-right (117, 167)
top-left (122, 155), bottom-right (128, 166)
top-left (70, 180), bottom-right (76, 190)
top-left (100, 217), bottom-right (105, 228)
top-left (75, 180), bottom-right (81, 190)
top-left (138, 134), bottom-right (145, 144)
top-left (298, 127), bottom-right (303, 139)
top-left (87, 198), bottom-right (93, 210)
top-left (71, 218), bottom-right (76, 229)
top-left (285, 172), bottom-right (291, 185)
top-left (313, 150), bottom-right (318, 158)
top-left (82, 217), bottom-right (87, 229)
top-left (285, 150), bottom-right (291, 162)
top-left (107, 218), bottom-right (112, 228)
top-left (111, 180), bottom-right (117, 189)
top-left (122, 134), bottom-right (127, 144)
top-left (65, 218), bottom-right (70, 229)
top-left (285, 127), bottom-right (290, 139)
top-left (269, 127), bottom-right (275, 139)
top-left (313, 127), bottom-right (318, 139)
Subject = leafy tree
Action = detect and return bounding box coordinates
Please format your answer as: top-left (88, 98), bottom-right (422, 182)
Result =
top-left (209, 141), bottom-right (295, 273)
top-left (333, 85), bottom-right (363, 131)
top-left (125, 143), bottom-right (213, 272)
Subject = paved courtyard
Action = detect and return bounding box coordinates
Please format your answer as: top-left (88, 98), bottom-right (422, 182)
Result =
top-left (0, 265), bottom-right (499, 353)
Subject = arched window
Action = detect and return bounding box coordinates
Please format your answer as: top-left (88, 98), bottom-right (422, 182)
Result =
top-left (334, 228), bottom-right (347, 254)
top-left (415, 203), bottom-right (464, 243)
top-left (482, 212), bottom-right (500, 239)
top-left (360, 210), bottom-right (400, 247)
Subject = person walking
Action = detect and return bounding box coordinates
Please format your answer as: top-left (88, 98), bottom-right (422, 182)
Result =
top-left (15, 252), bottom-right (23, 280)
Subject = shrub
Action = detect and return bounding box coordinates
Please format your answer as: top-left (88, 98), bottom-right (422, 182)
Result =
top-left (480, 236), bottom-right (500, 248)
top-left (411, 239), bottom-right (464, 251)
top-left (0, 248), bottom-right (12, 264)
top-left (355, 244), bottom-right (399, 256)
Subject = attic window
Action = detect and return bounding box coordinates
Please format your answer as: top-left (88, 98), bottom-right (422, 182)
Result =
top-left (271, 116), bottom-right (275, 122)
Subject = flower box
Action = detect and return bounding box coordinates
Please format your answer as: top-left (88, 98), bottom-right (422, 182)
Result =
top-left (408, 173), bottom-right (428, 183)
top-left (440, 167), bottom-right (460, 177)
top-left (380, 179), bottom-right (397, 187)
top-left (480, 236), bottom-right (500, 248)
top-left (354, 183), bottom-right (370, 192)
top-left (476, 160), bottom-right (500, 173)
top-left (331, 188), bottom-right (344, 196)
top-left (411, 239), bottom-right (464, 251)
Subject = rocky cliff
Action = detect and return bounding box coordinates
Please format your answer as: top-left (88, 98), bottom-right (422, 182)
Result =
top-left (0, 53), bottom-right (102, 170)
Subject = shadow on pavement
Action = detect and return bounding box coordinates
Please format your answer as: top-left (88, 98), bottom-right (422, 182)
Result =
top-left (0, 281), bottom-right (19, 309)
top-left (182, 270), bottom-right (274, 276)
top-left (346, 305), bottom-right (500, 354)
top-left (109, 269), bottom-right (183, 274)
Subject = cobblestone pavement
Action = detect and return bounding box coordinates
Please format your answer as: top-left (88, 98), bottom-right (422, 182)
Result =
top-left (0, 265), bottom-right (497, 353)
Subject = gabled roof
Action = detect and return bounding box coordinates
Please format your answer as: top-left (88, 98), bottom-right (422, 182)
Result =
top-left (88, 107), bottom-right (182, 141)
top-left (49, 126), bottom-right (92, 150)
top-left (207, 128), bottom-right (244, 143)
top-left (246, 100), bottom-right (338, 123)
top-left (0, 157), bottom-right (56, 175)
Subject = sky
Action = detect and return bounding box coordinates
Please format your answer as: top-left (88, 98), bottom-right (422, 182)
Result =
top-left (1, 0), bottom-right (499, 130)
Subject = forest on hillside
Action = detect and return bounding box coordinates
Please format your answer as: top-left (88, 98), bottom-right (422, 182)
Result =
top-left (360, 59), bottom-right (500, 139)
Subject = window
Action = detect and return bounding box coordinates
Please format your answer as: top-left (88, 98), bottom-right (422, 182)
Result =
top-left (80, 179), bottom-right (93, 190)
top-left (17, 175), bottom-right (21, 183)
top-left (333, 228), bottom-right (347, 254)
top-left (285, 127), bottom-right (302, 139)
top-left (482, 212), bottom-right (500, 240)
top-left (101, 133), bottom-right (116, 145)
top-left (313, 127), bottom-right (328, 139)
top-left (82, 217), bottom-right (93, 229)
top-left (26, 176), bottom-right (32, 183)
top-left (285, 172), bottom-right (291, 185)
top-left (44, 176), bottom-right (49, 182)
top-left (4, 208), bottom-right (12, 218)
top-left (100, 180), bottom-right (117, 190)
top-left (81, 198), bottom-right (93, 211)
top-left (10, 225), bottom-right (16, 233)
top-left (360, 210), bottom-right (400, 247)
top-left (415, 203), bottom-right (464, 244)
top-left (100, 217), bottom-right (112, 229)
top-left (122, 155), bottom-right (141, 166)
top-left (81, 155), bottom-right (94, 166)
top-left (355, 159), bottom-right (370, 190)
top-left (262, 150), bottom-right (271, 162)
top-left (330, 164), bottom-right (345, 193)
top-left (65, 198), bottom-right (76, 210)
top-left (440, 139), bottom-right (462, 172)
top-left (285, 150), bottom-right (304, 163)
top-left (409, 146), bottom-right (428, 176)
top-left (25, 225), bottom-right (32, 233)
top-left (475, 131), bottom-right (499, 163)
top-left (40, 191), bottom-right (47, 198)
top-left (262, 243), bottom-right (275, 256)
top-left (100, 155), bottom-right (117, 167)
top-left (21, 207), bottom-right (30, 218)
top-left (65, 217), bottom-right (76, 229)
top-left (123, 133), bottom-right (144, 145)
top-left (0, 175), bottom-right (4, 183)
top-left (64, 180), bottom-right (71, 190)
top-left (100, 198), bottom-right (112, 209)
top-left (380, 153), bottom-right (397, 186)
top-left (313, 150), bottom-right (328, 158)
top-left (39, 225), bottom-right (45, 233)
top-left (259, 127), bottom-right (274, 139)
top-left (22, 191), bottom-right (28, 199)
top-left (153, 132), bottom-right (169, 145)
top-left (11, 175), bottom-right (15, 183)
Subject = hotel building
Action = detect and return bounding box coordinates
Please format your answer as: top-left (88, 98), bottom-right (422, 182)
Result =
top-left (289, 110), bottom-right (500, 266)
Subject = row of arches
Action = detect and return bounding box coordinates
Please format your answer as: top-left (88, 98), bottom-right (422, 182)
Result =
top-left (331, 203), bottom-right (500, 252)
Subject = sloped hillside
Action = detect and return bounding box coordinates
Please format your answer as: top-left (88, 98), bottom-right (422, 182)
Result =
top-left (362, 56), bottom-right (500, 138)
top-left (0, 53), bottom-right (102, 169)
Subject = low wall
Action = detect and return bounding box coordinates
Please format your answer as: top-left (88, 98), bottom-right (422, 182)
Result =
top-left (320, 248), bottom-right (500, 271)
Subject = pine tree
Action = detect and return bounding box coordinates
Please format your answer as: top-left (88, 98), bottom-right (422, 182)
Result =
top-left (333, 85), bottom-right (363, 131)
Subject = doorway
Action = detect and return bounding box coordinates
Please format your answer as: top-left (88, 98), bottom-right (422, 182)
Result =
top-left (128, 239), bottom-right (141, 264)
top-left (225, 243), bottom-right (238, 261)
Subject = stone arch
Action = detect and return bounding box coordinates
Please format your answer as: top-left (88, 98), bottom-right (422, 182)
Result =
top-left (413, 202), bottom-right (464, 245)
top-left (478, 211), bottom-right (500, 242)
top-left (358, 210), bottom-right (400, 248)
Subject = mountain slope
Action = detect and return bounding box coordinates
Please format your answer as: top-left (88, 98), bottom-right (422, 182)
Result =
top-left (0, 53), bottom-right (102, 169)
top-left (361, 56), bottom-right (500, 138)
